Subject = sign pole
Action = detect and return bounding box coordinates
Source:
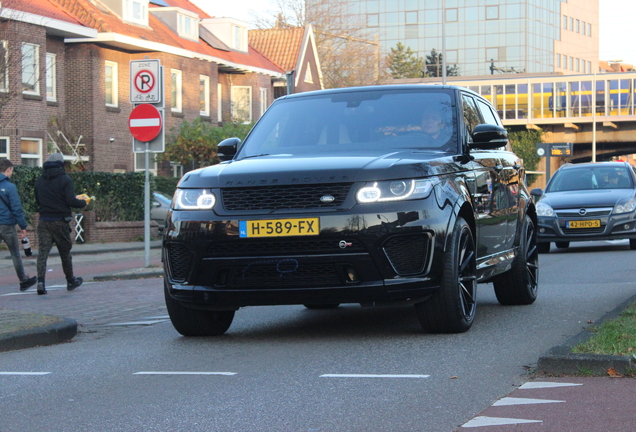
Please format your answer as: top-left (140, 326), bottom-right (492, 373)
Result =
top-left (144, 142), bottom-right (150, 267)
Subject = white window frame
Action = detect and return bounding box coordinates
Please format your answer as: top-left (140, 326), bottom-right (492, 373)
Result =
top-left (178, 13), bottom-right (198, 40)
top-left (217, 83), bottom-right (223, 122)
top-left (0, 41), bottom-right (8, 92)
top-left (105, 61), bottom-right (118, 107)
top-left (231, 85), bottom-right (252, 123)
top-left (200, 75), bottom-right (210, 116)
top-left (0, 136), bottom-right (9, 159)
top-left (171, 69), bottom-right (182, 112)
top-left (20, 138), bottom-right (42, 167)
top-left (134, 152), bottom-right (157, 175)
top-left (21, 43), bottom-right (39, 95)
top-left (123, 0), bottom-right (148, 25)
top-left (46, 53), bottom-right (57, 102)
top-left (259, 87), bottom-right (268, 117)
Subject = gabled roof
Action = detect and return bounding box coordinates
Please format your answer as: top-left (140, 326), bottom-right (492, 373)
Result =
top-left (2, 0), bottom-right (81, 25)
top-left (249, 26), bottom-right (304, 72)
top-left (25, 0), bottom-right (284, 76)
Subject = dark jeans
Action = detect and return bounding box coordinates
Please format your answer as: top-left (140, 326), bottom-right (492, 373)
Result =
top-left (37, 220), bottom-right (75, 282)
top-left (0, 224), bottom-right (28, 282)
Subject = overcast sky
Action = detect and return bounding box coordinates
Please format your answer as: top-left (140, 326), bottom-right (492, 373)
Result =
top-left (192, 0), bottom-right (636, 65)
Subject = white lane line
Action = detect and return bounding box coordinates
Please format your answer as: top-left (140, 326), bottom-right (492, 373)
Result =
top-left (0, 372), bottom-right (51, 375)
top-left (144, 315), bottom-right (170, 319)
top-left (103, 320), bottom-right (169, 326)
top-left (133, 372), bottom-right (236, 376)
top-left (493, 397), bottom-right (565, 406)
top-left (519, 381), bottom-right (583, 389)
top-left (320, 374), bottom-right (430, 379)
top-left (462, 416), bottom-right (542, 428)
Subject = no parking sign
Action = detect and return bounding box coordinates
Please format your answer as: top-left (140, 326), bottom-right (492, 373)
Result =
top-left (130, 59), bottom-right (162, 104)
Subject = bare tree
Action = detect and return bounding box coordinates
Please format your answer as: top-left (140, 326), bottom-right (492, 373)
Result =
top-left (249, 0), bottom-right (385, 88)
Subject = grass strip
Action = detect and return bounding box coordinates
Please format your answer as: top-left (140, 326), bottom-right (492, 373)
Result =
top-left (573, 300), bottom-right (636, 356)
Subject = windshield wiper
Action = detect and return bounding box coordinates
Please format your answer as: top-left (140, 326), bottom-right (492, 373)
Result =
top-left (240, 153), bottom-right (270, 160)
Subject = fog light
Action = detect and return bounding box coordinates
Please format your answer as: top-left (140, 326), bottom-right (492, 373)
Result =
top-left (539, 227), bottom-right (545, 233)
top-left (624, 224), bottom-right (630, 230)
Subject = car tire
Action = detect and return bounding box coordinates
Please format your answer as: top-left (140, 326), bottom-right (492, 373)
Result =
top-left (304, 304), bottom-right (340, 309)
top-left (414, 216), bottom-right (476, 333)
top-left (164, 280), bottom-right (234, 336)
top-left (493, 215), bottom-right (538, 306)
top-left (555, 241), bottom-right (570, 249)
top-left (537, 242), bottom-right (550, 253)
top-left (629, 239), bottom-right (636, 250)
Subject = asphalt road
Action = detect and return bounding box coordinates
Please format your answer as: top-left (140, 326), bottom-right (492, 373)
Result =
top-left (1, 240), bottom-right (635, 431)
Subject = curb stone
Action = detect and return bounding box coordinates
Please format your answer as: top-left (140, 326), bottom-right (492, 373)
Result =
top-left (536, 294), bottom-right (636, 375)
top-left (0, 314), bottom-right (77, 353)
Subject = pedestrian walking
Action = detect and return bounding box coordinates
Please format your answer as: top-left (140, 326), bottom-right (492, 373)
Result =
top-left (34, 153), bottom-right (87, 295)
top-left (0, 159), bottom-right (38, 291)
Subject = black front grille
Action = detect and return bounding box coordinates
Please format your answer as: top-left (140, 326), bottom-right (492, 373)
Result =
top-left (556, 208), bottom-right (612, 217)
top-left (208, 238), bottom-right (366, 257)
top-left (382, 234), bottom-right (431, 275)
top-left (222, 183), bottom-right (352, 211)
top-left (563, 227), bottom-right (605, 235)
top-left (167, 243), bottom-right (193, 283)
top-left (228, 261), bottom-right (342, 288)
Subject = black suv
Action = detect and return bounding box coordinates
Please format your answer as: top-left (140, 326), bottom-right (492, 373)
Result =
top-left (162, 85), bottom-right (538, 336)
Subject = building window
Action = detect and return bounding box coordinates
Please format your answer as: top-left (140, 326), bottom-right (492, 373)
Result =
top-left (569, 56), bottom-right (573, 70)
top-left (0, 137), bottom-right (8, 159)
top-left (171, 69), bottom-right (182, 112)
top-left (232, 25), bottom-right (247, 50)
top-left (576, 58), bottom-right (580, 72)
top-left (575, 19), bottom-right (579, 33)
top-left (486, 6), bottom-right (499, 20)
top-left (134, 152), bottom-right (157, 175)
top-left (178, 13), bottom-right (198, 40)
top-left (446, 8), bottom-right (458, 22)
top-left (231, 86), bottom-right (252, 123)
top-left (260, 87), bottom-right (268, 117)
top-left (587, 23), bottom-right (592, 37)
top-left (556, 53), bottom-right (561, 68)
top-left (562, 15), bottom-right (567, 29)
top-left (367, 13), bottom-right (379, 27)
top-left (581, 21), bottom-right (586, 36)
top-left (0, 41), bottom-right (7, 92)
top-left (21, 43), bottom-right (39, 94)
top-left (105, 61), bottom-right (118, 107)
top-left (199, 75), bottom-right (209, 116)
top-left (46, 53), bottom-right (56, 102)
top-left (124, 0), bottom-right (148, 25)
top-left (21, 138), bottom-right (41, 167)
top-left (569, 17), bottom-right (573, 31)
top-left (217, 83), bottom-right (223, 122)
top-left (587, 61), bottom-right (591, 74)
top-left (304, 63), bottom-right (314, 84)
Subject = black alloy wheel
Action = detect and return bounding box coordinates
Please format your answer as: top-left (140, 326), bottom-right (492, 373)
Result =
top-left (493, 215), bottom-right (539, 305)
top-left (415, 216), bottom-right (477, 333)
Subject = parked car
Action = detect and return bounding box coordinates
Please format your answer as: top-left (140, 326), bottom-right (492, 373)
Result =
top-left (151, 192), bottom-right (172, 232)
top-left (531, 161), bottom-right (636, 253)
top-left (162, 85), bottom-right (538, 336)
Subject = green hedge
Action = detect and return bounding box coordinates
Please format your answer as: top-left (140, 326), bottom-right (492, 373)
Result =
top-left (154, 175), bottom-right (179, 197)
top-left (12, 166), bottom-right (153, 222)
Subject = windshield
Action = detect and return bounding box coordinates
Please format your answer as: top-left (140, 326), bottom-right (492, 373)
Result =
top-left (238, 89), bottom-right (457, 158)
top-left (547, 166), bottom-right (633, 192)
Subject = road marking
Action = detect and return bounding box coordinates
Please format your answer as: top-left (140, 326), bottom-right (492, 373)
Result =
top-left (519, 381), bottom-right (583, 389)
top-left (462, 416), bottom-right (542, 428)
top-left (493, 397), bottom-right (565, 406)
top-left (0, 372), bottom-right (51, 375)
top-left (103, 320), bottom-right (169, 326)
top-left (320, 374), bottom-right (430, 379)
top-left (133, 372), bottom-right (236, 376)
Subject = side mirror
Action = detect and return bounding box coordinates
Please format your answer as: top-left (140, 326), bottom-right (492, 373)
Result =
top-left (469, 124), bottom-right (508, 150)
top-left (217, 137), bottom-right (241, 161)
top-left (530, 188), bottom-right (543, 197)
top-left (152, 201), bottom-right (161, 208)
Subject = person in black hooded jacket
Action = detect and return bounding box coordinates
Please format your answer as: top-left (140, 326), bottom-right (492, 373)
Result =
top-left (34, 153), bottom-right (87, 295)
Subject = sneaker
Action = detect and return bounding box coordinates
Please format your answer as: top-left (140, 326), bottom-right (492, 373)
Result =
top-left (19, 276), bottom-right (37, 291)
top-left (37, 282), bottom-right (47, 295)
top-left (67, 277), bottom-right (83, 291)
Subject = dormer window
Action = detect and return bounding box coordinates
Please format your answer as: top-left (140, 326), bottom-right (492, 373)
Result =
top-left (124, 0), bottom-right (148, 25)
top-left (200, 18), bottom-right (249, 52)
top-left (178, 13), bottom-right (198, 40)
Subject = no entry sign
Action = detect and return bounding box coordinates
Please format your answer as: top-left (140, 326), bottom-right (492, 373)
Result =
top-left (129, 104), bottom-right (162, 142)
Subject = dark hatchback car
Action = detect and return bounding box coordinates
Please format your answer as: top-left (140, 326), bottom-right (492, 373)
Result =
top-left (531, 161), bottom-right (636, 253)
top-left (162, 85), bottom-right (538, 336)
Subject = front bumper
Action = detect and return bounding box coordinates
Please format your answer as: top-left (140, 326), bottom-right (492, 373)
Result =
top-left (536, 210), bottom-right (636, 243)
top-left (162, 204), bottom-right (451, 309)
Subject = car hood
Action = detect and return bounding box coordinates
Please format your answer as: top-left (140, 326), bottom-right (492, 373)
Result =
top-left (541, 189), bottom-right (635, 209)
top-left (179, 150), bottom-right (459, 188)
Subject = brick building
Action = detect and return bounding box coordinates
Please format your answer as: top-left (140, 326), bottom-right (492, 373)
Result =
top-left (0, 0), bottom-right (285, 174)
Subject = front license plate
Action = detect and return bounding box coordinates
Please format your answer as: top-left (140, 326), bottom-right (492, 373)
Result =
top-left (239, 218), bottom-right (320, 238)
top-left (566, 220), bottom-right (601, 229)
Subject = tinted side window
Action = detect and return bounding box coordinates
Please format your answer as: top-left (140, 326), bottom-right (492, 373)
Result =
top-left (461, 94), bottom-right (481, 133)
top-left (477, 100), bottom-right (500, 126)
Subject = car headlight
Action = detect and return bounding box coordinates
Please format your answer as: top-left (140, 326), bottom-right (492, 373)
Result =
top-left (174, 189), bottom-right (216, 209)
top-left (613, 198), bottom-right (636, 214)
top-left (356, 179), bottom-right (434, 203)
top-left (536, 202), bottom-right (554, 217)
